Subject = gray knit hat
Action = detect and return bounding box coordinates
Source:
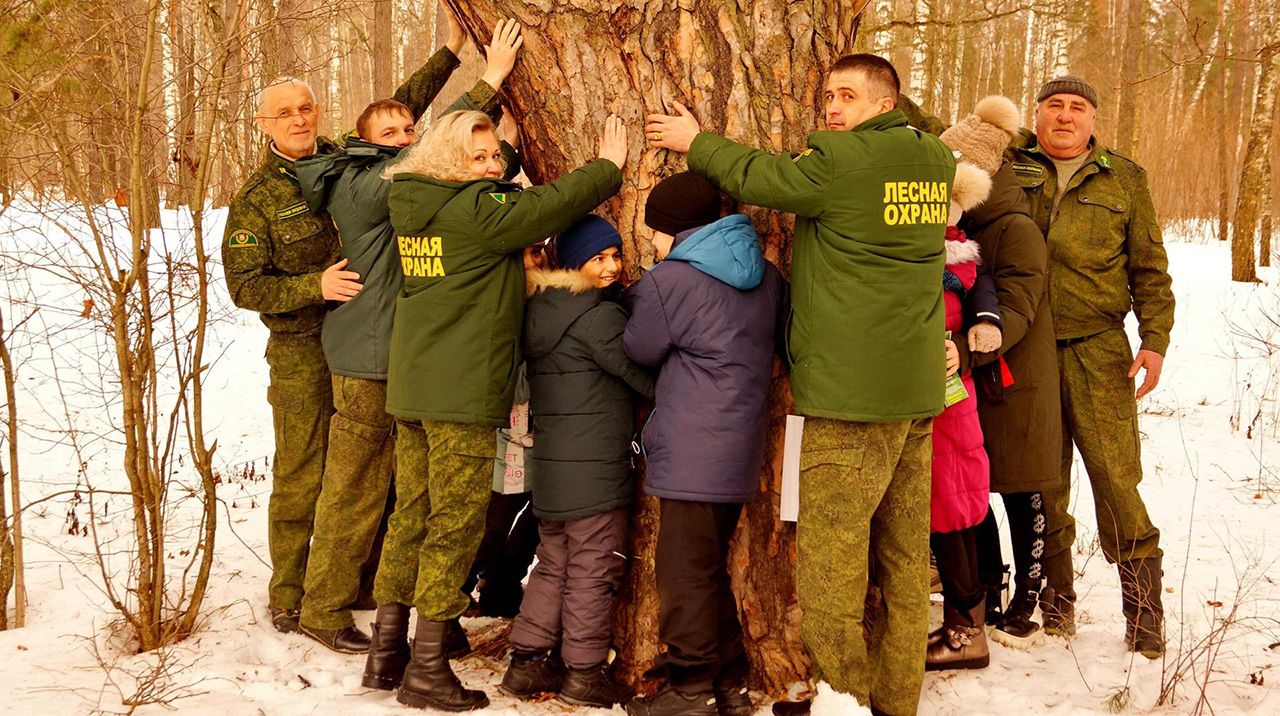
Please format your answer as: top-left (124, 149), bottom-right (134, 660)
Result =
top-left (1036, 75), bottom-right (1099, 108)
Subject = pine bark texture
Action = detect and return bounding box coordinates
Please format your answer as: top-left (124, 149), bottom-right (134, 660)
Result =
top-left (446, 0), bottom-right (868, 695)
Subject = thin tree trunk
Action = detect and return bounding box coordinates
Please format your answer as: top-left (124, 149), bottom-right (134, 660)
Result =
top-left (1219, 55), bottom-right (1232, 241)
top-left (373, 0), bottom-right (393, 98)
top-left (1113, 0), bottom-right (1142, 155)
top-left (0, 308), bottom-right (21, 629)
top-left (1232, 44), bottom-right (1279, 283)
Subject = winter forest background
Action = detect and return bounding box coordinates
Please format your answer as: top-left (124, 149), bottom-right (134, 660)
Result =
top-left (1, 1), bottom-right (1280, 714)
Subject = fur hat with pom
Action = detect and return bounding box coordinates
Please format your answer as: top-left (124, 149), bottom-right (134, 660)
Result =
top-left (948, 160), bottom-right (993, 226)
top-left (940, 95), bottom-right (1021, 174)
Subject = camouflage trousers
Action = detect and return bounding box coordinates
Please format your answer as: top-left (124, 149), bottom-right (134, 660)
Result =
top-left (298, 375), bottom-right (396, 630)
top-left (374, 419), bottom-right (493, 621)
top-left (797, 417), bottom-right (932, 716)
top-left (264, 332), bottom-right (333, 611)
top-left (1043, 329), bottom-right (1162, 598)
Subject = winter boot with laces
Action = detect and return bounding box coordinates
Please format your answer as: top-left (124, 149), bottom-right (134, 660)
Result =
top-left (925, 598), bottom-right (990, 671)
top-left (396, 619), bottom-right (489, 711)
top-left (626, 682), bottom-right (718, 716)
top-left (991, 578), bottom-right (1045, 649)
top-left (713, 671), bottom-right (753, 716)
top-left (560, 661), bottom-right (635, 708)
top-left (362, 603), bottom-right (411, 690)
top-left (500, 648), bottom-right (566, 699)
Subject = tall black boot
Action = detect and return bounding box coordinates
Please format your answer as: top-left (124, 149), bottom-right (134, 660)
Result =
top-left (1120, 556), bottom-right (1164, 658)
top-left (362, 603), bottom-right (411, 690)
top-left (396, 619), bottom-right (489, 711)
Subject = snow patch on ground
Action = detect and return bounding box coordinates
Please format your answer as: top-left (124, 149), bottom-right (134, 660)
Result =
top-left (0, 211), bottom-right (1277, 715)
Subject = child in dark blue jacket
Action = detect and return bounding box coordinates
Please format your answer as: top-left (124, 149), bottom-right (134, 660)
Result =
top-left (622, 173), bottom-right (787, 716)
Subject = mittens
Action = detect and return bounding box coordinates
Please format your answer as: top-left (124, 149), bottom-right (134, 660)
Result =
top-left (968, 322), bottom-right (1002, 353)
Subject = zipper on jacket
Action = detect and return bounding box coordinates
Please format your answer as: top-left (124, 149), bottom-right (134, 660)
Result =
top-left (784, 308), bottom-right (796, 367)
top-left (635, 406), bottom-right (658, 460)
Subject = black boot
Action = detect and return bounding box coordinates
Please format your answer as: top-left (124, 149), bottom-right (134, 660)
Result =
top-left (626, 682), bottom-right (717, 716)
top-left (444, 617), bottom-right (472, 659)
top-left (981, 565), bottom-right (1010, 626)
top-left (299, 622), bottom-right (372, 654)
top-left (712, 671), bottom-right (753, 716)
top-left (362, 603), bottom-right (411, 690)
top-left (396, 619), bottom-right (489, 711)
top-left (991, 577), bottom-right (1045, 650)
top-left (771, 699), bottom-right (811, 716)
top-left (560, 662), bottom-right (635, 708)
top-left (1041, 550), bottom-right (1077, 637)
top-left (500, 648), bottom-right (566, 699)
top-left (268, 606), bottom-right (300, 634)
top-left (1121, 556), bottom-right (1165, 658)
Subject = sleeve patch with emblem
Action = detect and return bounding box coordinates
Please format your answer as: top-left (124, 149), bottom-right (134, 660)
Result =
top-left (1012, 162), bottom-right (1044, 175)
top-left (489, 192), bottom-right (508, 204)
top-left (792, 148), bottom-right (815, 164)
top-left (276, 201), bottom-right (310, 220)
top-left (228, 230), bottom-right (259, 248)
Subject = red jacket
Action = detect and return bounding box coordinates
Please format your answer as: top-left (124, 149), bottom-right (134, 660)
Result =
top-left (931, 228), bottom-right (993, 533)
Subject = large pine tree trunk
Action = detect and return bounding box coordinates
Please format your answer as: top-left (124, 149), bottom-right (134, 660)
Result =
top-left (1232, 43), bottom-right (1278, 283)
top-left (446, 0), bottom-right (869, 695)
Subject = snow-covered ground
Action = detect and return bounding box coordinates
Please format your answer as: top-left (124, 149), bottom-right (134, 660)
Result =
top-left (1, 206), bottom-right (1278, 715)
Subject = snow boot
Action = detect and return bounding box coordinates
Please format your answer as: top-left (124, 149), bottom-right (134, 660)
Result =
top-left (712, 668), bottom-right (753, 716)
top-left (991, 578), bottom-right (1045, 649)
top-left (1039, 586), bottom-right (1076, 637)
top-left (1121, 556), bottom-right (1165, 658)
top-left (362, 603), bottom-right (411, 690)
top-left (560, 661), bottom-right (635, 708)
top-left (396, 619), bottom-right (489, 711)
top-left (500, 648), bottom-right (566, 699)
top-left (268, 606), bottom-right (300, 634)
top-left (772, 700), bottom-right (811, 716)
top-left (444, 617), bottom-right (472, 659)
top-left (925, 598), bottom-right (990, 671)
top-left (981, 565), bottom-right (1009, 626)
top-left (299, 622), bottom-right (372, 654)
top-left (626, 682), bottom-right (718, 716)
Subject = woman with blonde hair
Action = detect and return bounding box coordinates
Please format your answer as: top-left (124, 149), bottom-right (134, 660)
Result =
top-left (367, 105), bottom-right (630, 712)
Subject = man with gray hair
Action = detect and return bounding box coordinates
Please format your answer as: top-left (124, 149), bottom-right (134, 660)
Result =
top-left (222, 9), bottom-right (473, 637)
top-left (1006, 75), bottom-right (1175, 658)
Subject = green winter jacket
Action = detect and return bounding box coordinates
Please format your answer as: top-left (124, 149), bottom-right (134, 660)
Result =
top-left (385, 159), bottom-right (623, 426)
top-left (688, 109), bottom-right (956, 422)
top-left (297, 81), bottom-right (515, 379)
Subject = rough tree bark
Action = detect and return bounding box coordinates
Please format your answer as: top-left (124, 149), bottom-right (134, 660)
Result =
top-left (447, 0), bottom-right (869, 696)
top-left (373, 0), bottom-right (394, 98)
top-left (1232, 43), bottom-right (1278, 283)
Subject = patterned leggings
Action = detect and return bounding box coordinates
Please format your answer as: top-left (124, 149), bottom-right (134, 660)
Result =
top-left (977, 491), bottom-right (1046, 586)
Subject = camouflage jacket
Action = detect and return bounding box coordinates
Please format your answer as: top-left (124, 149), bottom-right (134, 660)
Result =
top-left (221, 45), bottom-right (466, 335)
top-left (1009, 131), bottom-right (1175, 355)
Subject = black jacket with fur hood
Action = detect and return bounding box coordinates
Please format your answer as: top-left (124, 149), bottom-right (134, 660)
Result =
top-left (522, 268), bottom-right (655, 522)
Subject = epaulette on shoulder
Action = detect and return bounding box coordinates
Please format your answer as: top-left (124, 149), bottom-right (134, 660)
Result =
top-left (1098, 146), bottom-right (1143, 174)
top-left (232, 172), bottom-right (268, 203)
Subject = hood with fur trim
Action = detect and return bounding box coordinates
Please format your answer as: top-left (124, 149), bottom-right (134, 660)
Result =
top-left (523, 268), bottom-right (605, 359)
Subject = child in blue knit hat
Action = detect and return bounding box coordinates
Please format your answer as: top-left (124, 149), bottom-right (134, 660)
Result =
top-left (500, 215), bottom-right (655, 708)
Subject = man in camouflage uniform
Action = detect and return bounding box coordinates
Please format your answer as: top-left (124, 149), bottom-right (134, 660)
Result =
top-left (1009, 76), bottom-right (1175, 658)
top-left (648, 53), bottom-right (953, 716)
top-left (222, 26), bottom-right (484, 635)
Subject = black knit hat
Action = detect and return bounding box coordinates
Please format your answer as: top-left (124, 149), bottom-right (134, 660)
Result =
top-left (645, 172), bottom-right (722, 236)
top-left (1036, 75), bottom-right (1099, 108)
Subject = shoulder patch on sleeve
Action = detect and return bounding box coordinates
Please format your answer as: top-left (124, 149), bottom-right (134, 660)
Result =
top-left (1011, 162), bottom-right (1044, 175)
top-left (228, 230), bottom-right (259, 248)
top-left (276, 201), bottom-right (310, 220)
top-left (792, 148), bottom-right (815, 164)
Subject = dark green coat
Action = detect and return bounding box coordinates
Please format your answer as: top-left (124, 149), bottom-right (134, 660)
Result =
top-left (296, 81), bottom-right (513, 379)
top-left (1008, 132), bottom-right (1174, 355)
top-left (385, 159), bottom-right (622, 426)
top-left (523, 269), bottom-right (655, 521)
top-left (959, 163), bottom-right (1062, 494)
top-left (688, 109), bottom-right (955, 422)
